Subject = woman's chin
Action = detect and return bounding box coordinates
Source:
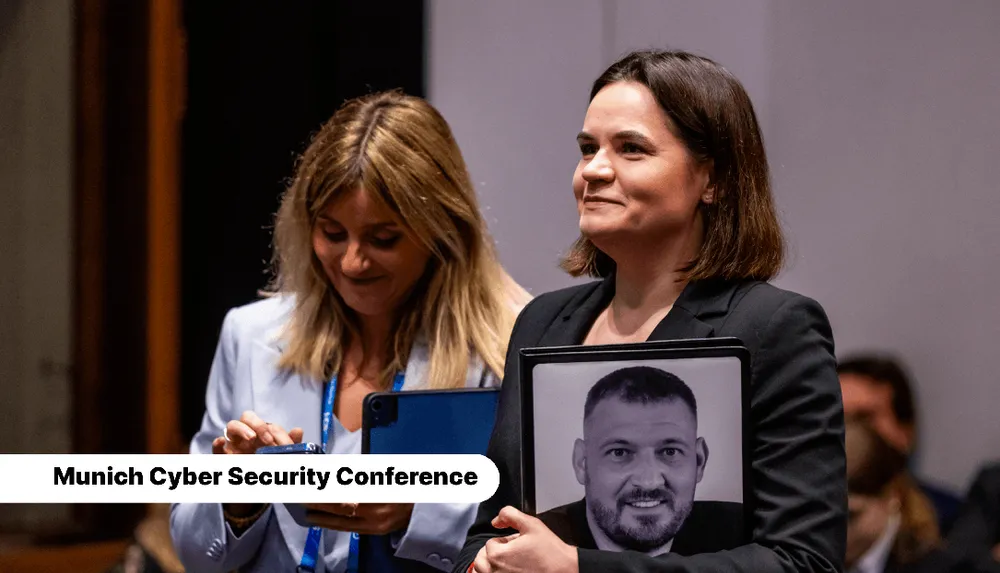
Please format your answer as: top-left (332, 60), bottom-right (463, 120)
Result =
top-left (341, 297), bottom-right (393, 319)
top-left (579, 216), bottom-right (623, 244)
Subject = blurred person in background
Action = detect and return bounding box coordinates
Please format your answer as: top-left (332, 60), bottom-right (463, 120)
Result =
top-left (838, 354), bottom-right (963, 533)
top-left (845, 417), bottom-right (990, 573)
top-left (169, 90), bottom-right (530, 572)
top-left (948, 461), bottom-right (1000, 570)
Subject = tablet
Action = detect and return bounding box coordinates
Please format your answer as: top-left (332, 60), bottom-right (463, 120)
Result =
top-left (362, 387), bottom-right (500, 455)
top-left (360, 387), bottom-right (500, 572)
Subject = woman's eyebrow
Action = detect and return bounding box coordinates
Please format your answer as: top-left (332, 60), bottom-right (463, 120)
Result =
top-left (612, 130), bottom-right (656, 148)
top-left (316, 216), bottom-right (399, 230)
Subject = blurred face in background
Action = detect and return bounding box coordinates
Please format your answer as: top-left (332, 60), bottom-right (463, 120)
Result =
top-left (844, 416), bottom-right (907, 569)
top-left (311, 187), bottom-right (431, 320)
top-left (840, 373), bottom-right (914, 453)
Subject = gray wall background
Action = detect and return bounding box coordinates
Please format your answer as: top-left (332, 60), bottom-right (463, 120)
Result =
top-left (428, 0), bottom-right (1000, 492)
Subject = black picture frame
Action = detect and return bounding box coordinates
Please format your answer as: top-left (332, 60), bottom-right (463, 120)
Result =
top-left (519, 341), bottom-right (754, 547)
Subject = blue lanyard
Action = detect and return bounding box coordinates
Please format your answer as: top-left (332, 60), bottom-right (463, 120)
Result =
top-left (298, 372), bottom-right (405, 573)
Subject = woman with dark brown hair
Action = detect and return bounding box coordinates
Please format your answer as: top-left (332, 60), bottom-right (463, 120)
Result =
top-left (458, 49), bottom-right (846, 573)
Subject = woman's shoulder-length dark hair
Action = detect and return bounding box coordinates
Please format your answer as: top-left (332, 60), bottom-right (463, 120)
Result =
top-left (561, 49), bottom-right (784, 282)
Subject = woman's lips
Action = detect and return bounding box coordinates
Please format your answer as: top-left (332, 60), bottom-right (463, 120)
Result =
top-left (344, 276), bottom-right (384, 286)
top-left (583, 195), bottom-right (622, 205)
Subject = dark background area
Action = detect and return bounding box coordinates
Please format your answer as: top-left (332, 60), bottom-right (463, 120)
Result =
top-left (179, 1), bottom-right (426, 441)
top-left (66, 0), bottom-right (426, 543)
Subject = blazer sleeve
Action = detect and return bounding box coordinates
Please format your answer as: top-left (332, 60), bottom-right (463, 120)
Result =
top-left (170, 310), bottom-right (274, 573)
top-left (391, 369), bottom-right (505, 571)
top-left (453, 296), bottom-right (551, 571)
top-left (948, 465), bottom-right (1000, 557)
top-left (392, 503), bottom-right (482, 571)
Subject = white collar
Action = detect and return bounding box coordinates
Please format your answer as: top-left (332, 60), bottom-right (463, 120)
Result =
top-left (585, 503), bottom-right (674, 556)
top-left (850, 512), bottom-right (901, 573)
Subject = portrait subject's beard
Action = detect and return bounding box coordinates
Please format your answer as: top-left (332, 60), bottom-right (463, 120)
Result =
top-left (589, 487), bottom-right (693, 552)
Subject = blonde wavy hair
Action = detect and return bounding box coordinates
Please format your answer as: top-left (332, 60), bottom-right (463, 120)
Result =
top-left (269, 90), bottom-right (528, 388)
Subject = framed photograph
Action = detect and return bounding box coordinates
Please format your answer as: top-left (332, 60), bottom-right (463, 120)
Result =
top-left (520, 342), bottom-right (752, 555)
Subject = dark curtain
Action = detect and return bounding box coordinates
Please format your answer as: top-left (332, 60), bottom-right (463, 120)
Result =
top-left (179, 1), bottom-right (427, 442)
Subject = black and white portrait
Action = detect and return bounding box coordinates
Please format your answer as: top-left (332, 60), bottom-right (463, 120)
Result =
top-left (524, 352), bottom-right (748, 555)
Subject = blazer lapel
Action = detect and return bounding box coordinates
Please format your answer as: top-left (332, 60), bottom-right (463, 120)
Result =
top-left (646, 304), bottom-right (715, 341)
top-left (537, 279), bottom-right (614, 347)
top-left (647, 279), bottom-right (742, 341)
top-left (402, 336), bottom-right (492, 389)
top-left (249, 337), bottom-right (323, 566)
top-left (540, 277), bottom-right (741, 345)
top-left (249, 340), bottom-right (323, 441)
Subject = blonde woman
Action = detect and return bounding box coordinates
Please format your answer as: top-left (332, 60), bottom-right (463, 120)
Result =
top-left (170, 90), bottom-right (529, 573)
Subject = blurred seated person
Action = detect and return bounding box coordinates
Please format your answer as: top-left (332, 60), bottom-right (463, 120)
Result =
top-left (839, 354), bottom-right (963, 532)
top-left (948, 462), bottom-right (1000, 568)
top-left (846, 417), bottom-right (990, 573)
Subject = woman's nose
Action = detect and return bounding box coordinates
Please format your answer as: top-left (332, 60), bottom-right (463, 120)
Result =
top-left (581, 150), bottom-right (614, 183)
top-left (339, 241), bottom-right (370, 276)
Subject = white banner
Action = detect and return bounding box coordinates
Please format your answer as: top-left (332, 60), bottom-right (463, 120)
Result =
top-left (0, 454), bottom-right (498, 504)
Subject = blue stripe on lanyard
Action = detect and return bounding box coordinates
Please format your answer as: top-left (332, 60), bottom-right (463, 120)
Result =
top-left (298, 372), bottom-right (405, 573)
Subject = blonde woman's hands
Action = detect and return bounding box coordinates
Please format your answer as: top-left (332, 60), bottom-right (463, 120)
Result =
top-left (212, 410), bottom-right (304, 522)
top-left (211, 410), bottom-right (304, 455)
top-left (302, 503), bottom-right (414, 536)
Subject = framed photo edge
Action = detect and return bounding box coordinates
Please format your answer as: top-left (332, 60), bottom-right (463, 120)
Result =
top-left (518, 342), bottom-right (754, 544)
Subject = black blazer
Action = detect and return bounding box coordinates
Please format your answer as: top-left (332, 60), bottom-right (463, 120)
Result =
top-left (454, 277), bottom-right (847, 573)
top-left (948, 463), bottom-right (1000, 569)
top-left (538, 499), bottom-right (744, 556)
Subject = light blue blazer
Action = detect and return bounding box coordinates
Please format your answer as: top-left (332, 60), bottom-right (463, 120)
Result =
top-left (170, 296), bottom-right (500, 573)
